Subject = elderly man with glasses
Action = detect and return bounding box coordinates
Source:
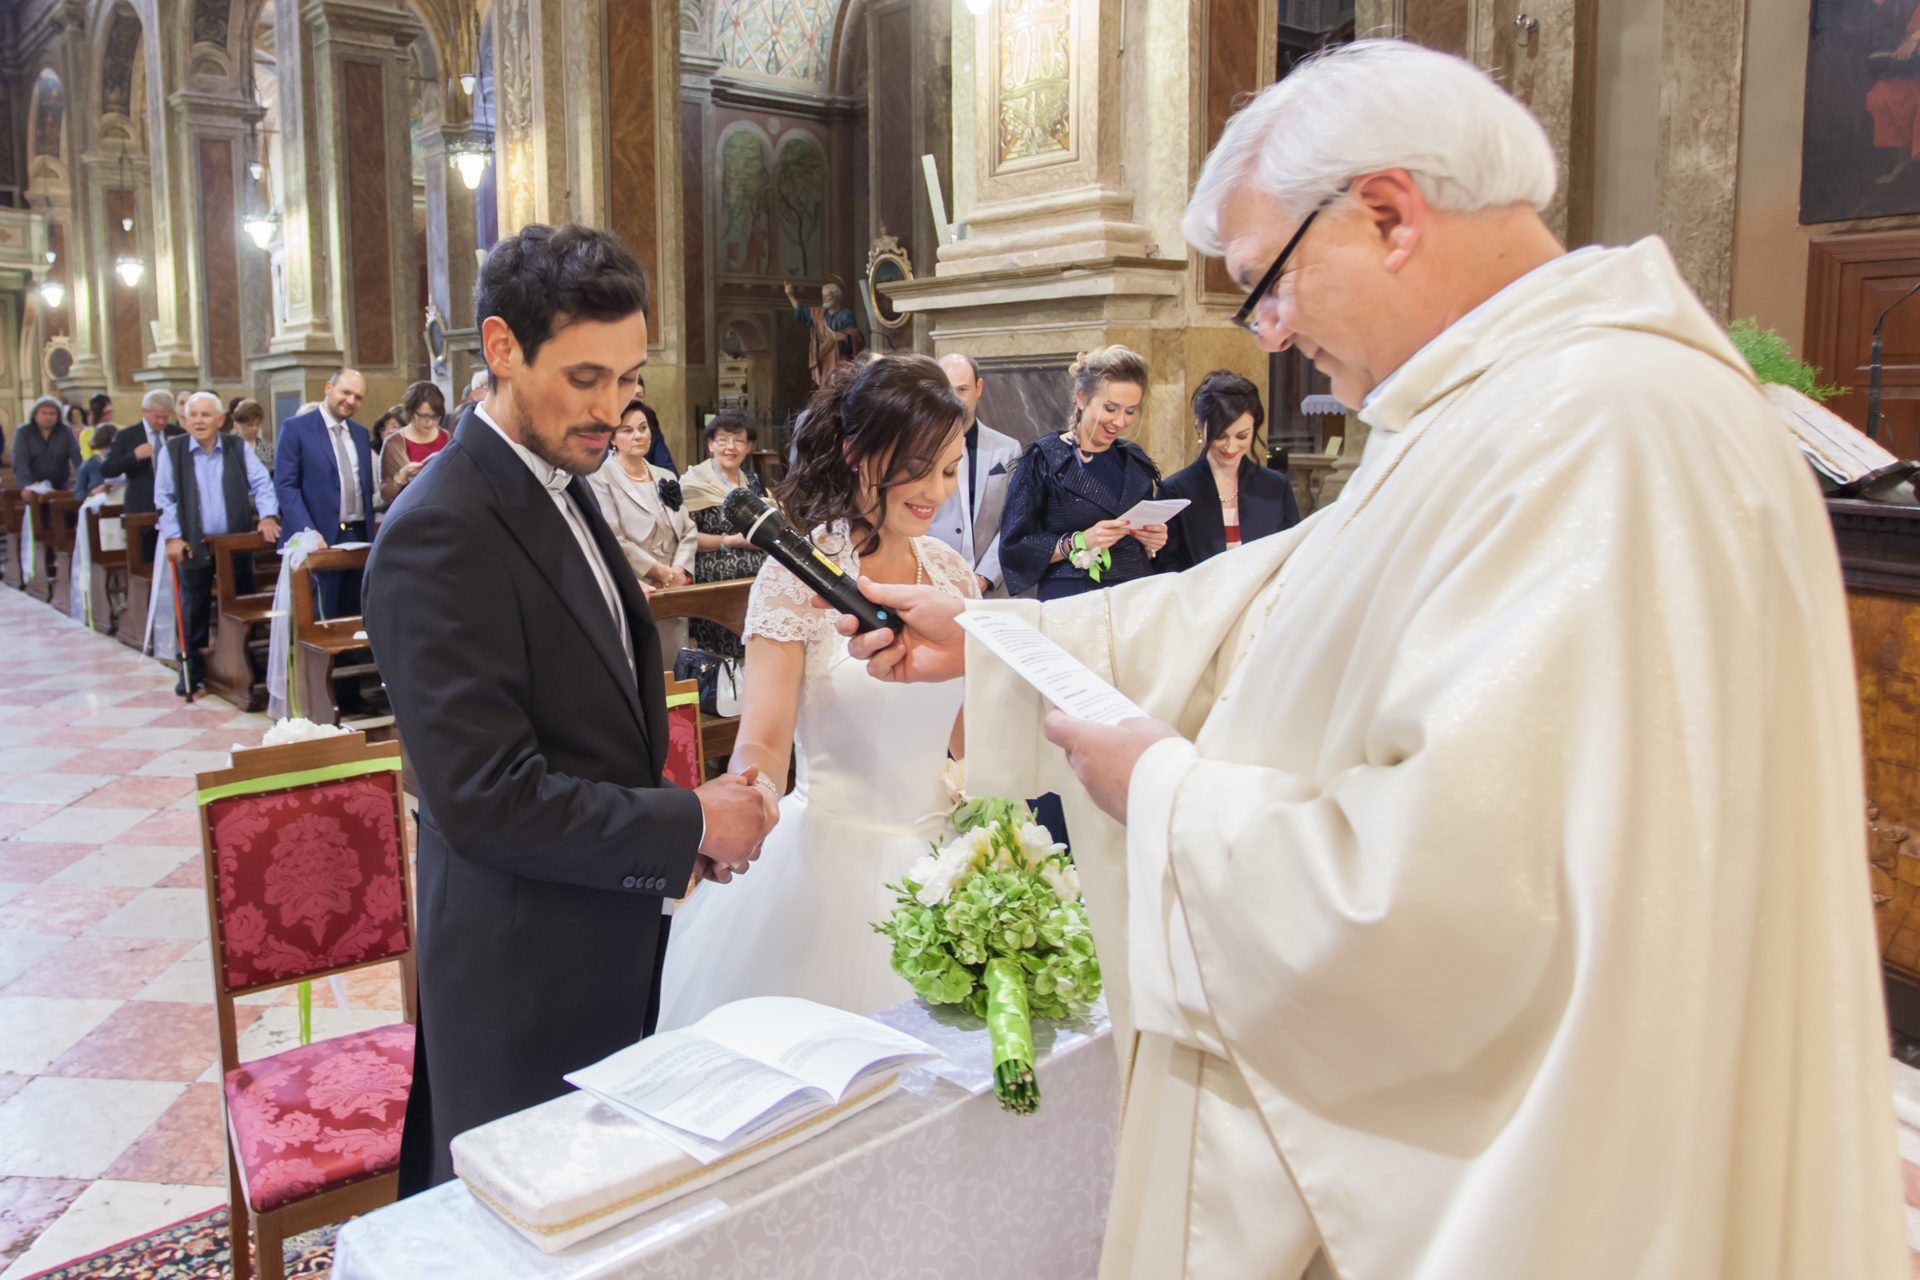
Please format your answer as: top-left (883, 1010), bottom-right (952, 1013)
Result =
top-left (831, 39), bottom-right (1907, 1280)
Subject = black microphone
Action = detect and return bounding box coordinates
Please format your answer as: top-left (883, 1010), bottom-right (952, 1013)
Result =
top-left (723, 487), bottom-right (901, 634)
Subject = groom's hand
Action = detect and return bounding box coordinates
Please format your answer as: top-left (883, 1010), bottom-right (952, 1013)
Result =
top-left (694, 766), bottom-right (777, 872)
top-left (823, 577), bottom-right (966, 682)
top-left (1044, 712), bottom-right (1181, 825)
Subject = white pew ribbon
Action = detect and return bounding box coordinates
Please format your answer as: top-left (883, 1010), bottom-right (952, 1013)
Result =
top-left (68, 490), bottom-right (114, 623)
top-left (19, 481), bottom-right (51, 583)
top-left (266, 530), bottom-right (328, 721)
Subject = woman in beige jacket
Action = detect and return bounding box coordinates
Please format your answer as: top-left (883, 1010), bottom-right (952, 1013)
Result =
top-left (588, 399), bottom-right (698, 653)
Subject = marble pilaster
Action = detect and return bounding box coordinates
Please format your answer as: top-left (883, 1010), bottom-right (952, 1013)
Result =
top-left (46, 0), bottom-right (111, 395)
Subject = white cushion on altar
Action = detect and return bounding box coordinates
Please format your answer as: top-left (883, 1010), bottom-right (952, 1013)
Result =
top-left (452, 1076), bottom-right (900, 1253)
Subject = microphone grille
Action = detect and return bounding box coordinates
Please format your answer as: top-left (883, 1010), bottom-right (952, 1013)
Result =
top-left (722, 484), bottom-right (767, 534)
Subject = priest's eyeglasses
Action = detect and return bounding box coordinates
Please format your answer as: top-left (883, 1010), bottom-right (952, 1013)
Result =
top-left (1230, 187), bottom-right (1347, 335)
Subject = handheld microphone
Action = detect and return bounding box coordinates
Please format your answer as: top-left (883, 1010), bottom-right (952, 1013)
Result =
top-left (723, 487), bottom-right (901, 635)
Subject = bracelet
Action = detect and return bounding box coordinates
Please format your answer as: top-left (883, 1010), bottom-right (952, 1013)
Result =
top-left (1067, 531), bottom-right (1111, 583)
top-left (750, 771), bottom-right (781, 809)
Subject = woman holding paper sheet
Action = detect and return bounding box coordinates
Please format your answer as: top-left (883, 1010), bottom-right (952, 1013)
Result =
top-left (998, 346), bottom-right (1168, 600)
top-left (657, 357), bottom-right (981, 1030)
top-left (1158, 370), bottom-right (1300, 572)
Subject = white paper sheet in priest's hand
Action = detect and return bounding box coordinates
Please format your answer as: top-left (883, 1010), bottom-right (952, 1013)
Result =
top-left (957, 610), bottom-right (1149, 726)
top-left (563, 997), bottom-right (937, 1164)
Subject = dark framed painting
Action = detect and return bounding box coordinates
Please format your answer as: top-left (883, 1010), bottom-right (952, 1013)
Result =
top-left (1804, 0), bottom-right (1920, 223)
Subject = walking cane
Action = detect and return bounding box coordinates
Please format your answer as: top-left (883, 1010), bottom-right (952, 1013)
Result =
top-left (170, 558), bottom-right (194, 704)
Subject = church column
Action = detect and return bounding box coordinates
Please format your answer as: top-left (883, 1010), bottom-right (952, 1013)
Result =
top-left (420, 120), bottom-right (483, 397)
top-left (256, 0), bottom-right (420, 411)
top-left (136, 1), bottom-right (211, 388)
top-left (47, 0), bottom-right (111, 396)
top-left (604, 0), bottom-right (688, 450)
top-left (170, 90), bottom-right (267, 392)
top-left (489, 0), bottom-right (618, 234)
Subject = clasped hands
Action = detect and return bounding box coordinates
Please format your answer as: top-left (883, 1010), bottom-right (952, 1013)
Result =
top-left (819, 578), bottom-right (1181, 824)
top-left (692, 765), bottom-right (780, 884)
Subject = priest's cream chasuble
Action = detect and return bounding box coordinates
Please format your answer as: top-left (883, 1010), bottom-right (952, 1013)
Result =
top-left (967, 239), bottom-right (1908, 1279)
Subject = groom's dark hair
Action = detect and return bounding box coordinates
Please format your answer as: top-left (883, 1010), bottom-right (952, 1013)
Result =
top-left (473, 225), bottom-right (651, 388)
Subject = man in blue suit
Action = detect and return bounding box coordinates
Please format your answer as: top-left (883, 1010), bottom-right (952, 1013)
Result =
top-left (273, 367), bottom-right (375, 617)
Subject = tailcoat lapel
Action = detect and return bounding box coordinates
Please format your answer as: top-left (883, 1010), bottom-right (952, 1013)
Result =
top-left (457, 417), bottom-right (652, 750)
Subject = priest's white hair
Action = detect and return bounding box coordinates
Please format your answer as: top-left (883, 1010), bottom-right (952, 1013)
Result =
top-left (1182, 39), bottom-right (1558, 257)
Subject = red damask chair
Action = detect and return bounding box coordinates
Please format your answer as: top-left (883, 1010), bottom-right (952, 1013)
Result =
top-left (662, 675), bottom-right (705, 790)
top-left (195, 732), bottom-right (418, 1280)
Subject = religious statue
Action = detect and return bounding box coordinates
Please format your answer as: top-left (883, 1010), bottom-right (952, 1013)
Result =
top-left (784, 280), bottom-right (865, 387)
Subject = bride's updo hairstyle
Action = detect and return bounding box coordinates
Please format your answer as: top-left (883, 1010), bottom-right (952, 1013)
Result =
top-left (777, 355), bottom-right (966, 556)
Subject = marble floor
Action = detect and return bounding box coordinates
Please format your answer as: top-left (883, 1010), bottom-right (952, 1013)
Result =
top-left (0, 586), bottom-right (404, 1277)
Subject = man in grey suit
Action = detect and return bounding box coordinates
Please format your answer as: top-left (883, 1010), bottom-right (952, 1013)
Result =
top-left (928, 353), bottom-right (1021, 596)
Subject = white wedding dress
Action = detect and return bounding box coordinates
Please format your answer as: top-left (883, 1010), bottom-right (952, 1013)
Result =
top-left (657, 526), bottom-right (979, 1030)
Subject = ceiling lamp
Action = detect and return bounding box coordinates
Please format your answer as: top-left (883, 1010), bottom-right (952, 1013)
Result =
top-left (459, 72), bottom-right (478, 97)
top-left (121, 215), bottom-right (134, 232)
top-left (249, 160), bottom-right (264, 182)
top-left (448, 136), bottom-right (492, 190)
top-left (43, 249), bottom-right (56, 264)
top-left (115, 255), bottom-right (145, 287)
top-left (38, 279), bottom-right (64, 310)
top-left (243, 209), bottom-right (279, 249)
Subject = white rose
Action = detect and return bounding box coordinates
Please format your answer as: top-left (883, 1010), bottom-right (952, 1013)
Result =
top-left (1041, 860), bottom-right (1081, 903)
top-left (1018, 823), bottom-right (1065, 869)
top-left (947, 826), bottom-right (995, 873)
top-left (906, 854), bottom-right (941, 889)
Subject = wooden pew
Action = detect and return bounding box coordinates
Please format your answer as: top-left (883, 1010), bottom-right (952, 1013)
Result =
top-left (645, 578), bottom-right (753, 765)
top-left (24, 490), bottom-right (73, 604)
top-left (203, 532), bottom-right (281, 712)
top-left (117, 511), bottom-right (159, 649)
top-left (288, 546), bottom-right (392, 735)
top-left (0, 485), bottom-right (21, 591)
top-left (84, 502), bottom-right (127, 635)
top-left (45, 493), bottom-right (81, 615)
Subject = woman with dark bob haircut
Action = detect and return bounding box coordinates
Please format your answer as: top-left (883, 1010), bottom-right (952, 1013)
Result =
top-left (1157, 368), bottom-right (1299, 573)
top-left (656, 354), bottom-right (982, 1028)
top-left (380, 380), bottom-right (450, 505)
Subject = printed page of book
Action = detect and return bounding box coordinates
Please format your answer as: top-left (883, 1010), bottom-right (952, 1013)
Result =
top-left (690, 997), bottom-right (938, 1100)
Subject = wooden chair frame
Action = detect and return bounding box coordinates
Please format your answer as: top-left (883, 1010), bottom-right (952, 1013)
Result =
top-left (646, 579), bottom-right (752, 763)
top-left (84, 501), bottom-right (127, 635)
top-left (205, 531), bottom-right (281, 711)
top-left (116, 510), bottom-right (159, 649)
top-left (195, 733), bottom-right (419, 1280)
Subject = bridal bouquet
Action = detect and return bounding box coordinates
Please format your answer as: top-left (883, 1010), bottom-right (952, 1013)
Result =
top-left (874, 798), bottom-right (1102, 1114)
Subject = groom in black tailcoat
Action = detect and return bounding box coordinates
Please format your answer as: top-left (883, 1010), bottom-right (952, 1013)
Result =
top-left (365, 224), bottom-right (778, 1192)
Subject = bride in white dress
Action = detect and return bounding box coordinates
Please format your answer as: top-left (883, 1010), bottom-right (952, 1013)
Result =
top-left (658, 357), bottom-right (978, 1028)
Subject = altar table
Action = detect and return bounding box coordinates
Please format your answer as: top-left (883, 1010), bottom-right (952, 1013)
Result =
top-left (329, 1007), bottom-right (1120, 1279)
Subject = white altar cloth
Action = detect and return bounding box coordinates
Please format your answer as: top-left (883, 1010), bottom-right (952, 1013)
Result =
top-left (329, 1005), bottom-right (1119, 1279)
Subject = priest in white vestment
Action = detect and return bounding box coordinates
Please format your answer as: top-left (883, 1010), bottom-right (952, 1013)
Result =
top-left (836, 40), bottom-right (1909, 1280)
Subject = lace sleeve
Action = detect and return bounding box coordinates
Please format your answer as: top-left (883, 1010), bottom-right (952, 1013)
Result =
top-left (743, 557), bottom-right (837, 646)
top-left (915, 538), bottom-right (982, 600)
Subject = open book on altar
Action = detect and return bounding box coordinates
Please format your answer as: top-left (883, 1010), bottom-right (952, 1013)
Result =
top-left (454, 998), bottom-right (938, 1252)
top-left (564, 997), bottom-right (939, 1163)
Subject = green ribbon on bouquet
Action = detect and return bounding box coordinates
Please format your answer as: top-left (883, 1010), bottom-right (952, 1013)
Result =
top-left (984, 957), bottom-right (1038, 1115)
